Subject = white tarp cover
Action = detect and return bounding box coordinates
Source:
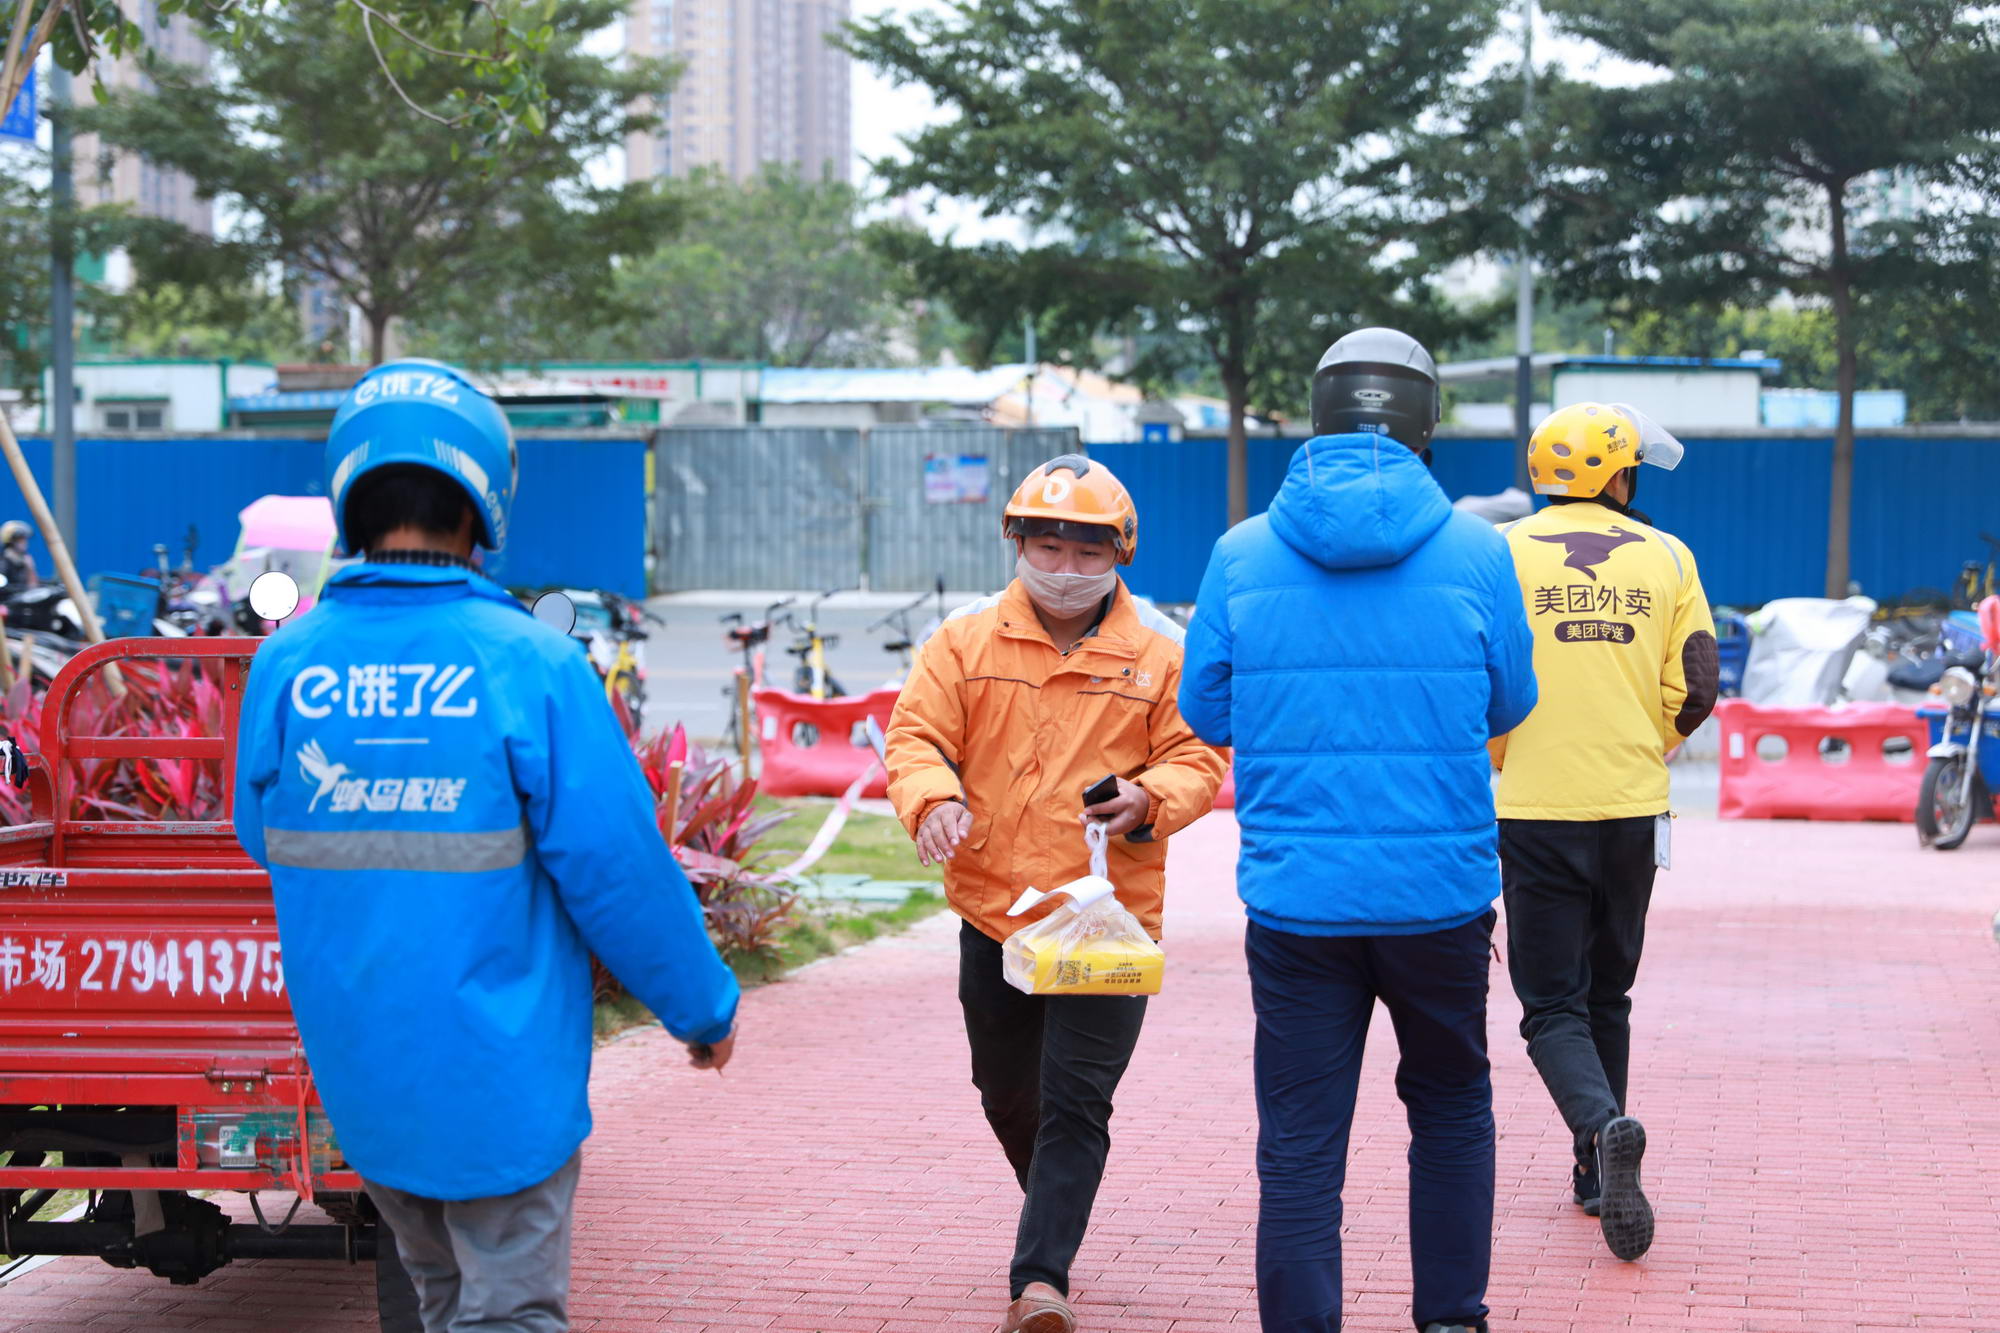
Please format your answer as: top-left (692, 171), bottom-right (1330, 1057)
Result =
top-left (1740, 596), bottom-right (1878, 706)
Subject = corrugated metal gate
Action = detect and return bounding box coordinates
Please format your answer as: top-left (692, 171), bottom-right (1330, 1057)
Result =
top-left (864, 426), bottom-right (1077, 592)
top-left (653, 427), bottom-right (864, 592)
top-left (652, 425), bottom-right (1081, 593)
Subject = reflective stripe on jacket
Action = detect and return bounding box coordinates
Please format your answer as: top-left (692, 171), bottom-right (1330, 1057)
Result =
top-left (886, 580), bottom-right (1228, 942)
top-left (233, 563), bottom-right (738, 1201)
top-left (1491, 500), bottom-right (1719, 820)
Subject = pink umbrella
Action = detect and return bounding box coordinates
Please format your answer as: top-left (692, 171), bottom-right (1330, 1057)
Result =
top-left (236, 495), bottom-right (337, 553)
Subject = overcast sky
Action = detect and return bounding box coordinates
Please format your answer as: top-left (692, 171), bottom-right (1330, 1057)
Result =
top-left (844, 0), bottom-right (1648, 240)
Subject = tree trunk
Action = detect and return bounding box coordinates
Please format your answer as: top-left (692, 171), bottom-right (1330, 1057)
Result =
top-left (1824, 188), bottom-right (1856, 600)
top-left (1223, 362), bottom-right (1249, 527)
top-left (367, 309), bottom-right (391, 366)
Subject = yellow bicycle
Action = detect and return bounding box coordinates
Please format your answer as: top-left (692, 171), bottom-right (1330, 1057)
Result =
top-left (785, 588), bottom-right (849, 699)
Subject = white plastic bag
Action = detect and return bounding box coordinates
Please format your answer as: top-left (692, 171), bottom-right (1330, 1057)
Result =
top-left (1001, 822), bottom-right (1164, 997)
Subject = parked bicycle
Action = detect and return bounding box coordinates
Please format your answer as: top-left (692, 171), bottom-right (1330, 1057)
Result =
top-left (719, 596), bottom-right (794, 755)
top-left (533, 588), bottom-right (661, 722)
top-left (786, 588), bottom-right (850, 699)
top-left (1951, 533), bottom-right (2000, 611)
top-left (868, 577), bottom-right (947, 686)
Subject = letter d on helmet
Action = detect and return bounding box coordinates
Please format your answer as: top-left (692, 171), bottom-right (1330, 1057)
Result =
top-left (326, 358), bottom-right (518, 553)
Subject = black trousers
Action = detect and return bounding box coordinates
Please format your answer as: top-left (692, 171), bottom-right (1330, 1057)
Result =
top-left (1499, 817), bottom-right (1658, 1161)
top-left (958, 920), bottom-right (1148, 1299)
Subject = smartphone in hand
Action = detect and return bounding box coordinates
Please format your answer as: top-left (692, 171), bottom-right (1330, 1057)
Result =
top-left (1082, 773), bottom-right (1119, 810)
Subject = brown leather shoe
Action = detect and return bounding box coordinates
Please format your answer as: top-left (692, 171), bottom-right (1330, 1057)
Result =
top-left (996, 1282), bottom-right (1076, 1333)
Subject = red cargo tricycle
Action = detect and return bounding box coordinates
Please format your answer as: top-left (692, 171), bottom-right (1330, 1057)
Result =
top-left (0, 638), bottom-right (418, 1327)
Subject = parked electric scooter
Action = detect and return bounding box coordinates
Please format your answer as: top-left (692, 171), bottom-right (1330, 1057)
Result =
top-left (1916, 596), bottom-right (2000, 850)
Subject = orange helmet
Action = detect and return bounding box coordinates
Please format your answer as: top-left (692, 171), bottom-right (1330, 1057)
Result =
top-left (1003, 454), bottom-right (1138, 564)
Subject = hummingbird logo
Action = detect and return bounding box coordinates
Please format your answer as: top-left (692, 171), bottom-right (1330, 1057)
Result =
top-left (297, 740), bottom-right (352, 812)
top-left (1530, 526), bottom-right (1645, 581)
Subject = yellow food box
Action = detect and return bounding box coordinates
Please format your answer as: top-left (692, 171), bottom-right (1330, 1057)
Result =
top-left (1007, 937), bottom-right (1165, 996)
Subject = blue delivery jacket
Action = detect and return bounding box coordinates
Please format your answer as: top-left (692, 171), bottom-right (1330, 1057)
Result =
top-left (233, 564), bottom-right (739, 1200)
top-left (1179, 434), bottom-right (1537, 936)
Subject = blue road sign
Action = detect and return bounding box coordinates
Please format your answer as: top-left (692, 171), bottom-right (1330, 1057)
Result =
top-left (1, 63), bottom-right (36, 146)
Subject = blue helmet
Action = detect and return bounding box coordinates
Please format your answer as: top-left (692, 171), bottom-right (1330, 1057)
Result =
top-left (326, 358), bottom-right (518, 552)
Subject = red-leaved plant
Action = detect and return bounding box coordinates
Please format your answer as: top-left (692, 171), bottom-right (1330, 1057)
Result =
top-left (627, 723), bottom-right (798, 977)
top-left (0, 657), bottom-right (231, 826)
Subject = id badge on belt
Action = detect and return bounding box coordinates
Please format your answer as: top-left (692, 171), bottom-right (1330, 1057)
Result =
top-left (1654, 811), bottom-right (1673, 870)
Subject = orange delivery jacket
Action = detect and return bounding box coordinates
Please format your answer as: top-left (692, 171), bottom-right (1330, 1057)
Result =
top-left (885, 579), bottom-right (1230, 942)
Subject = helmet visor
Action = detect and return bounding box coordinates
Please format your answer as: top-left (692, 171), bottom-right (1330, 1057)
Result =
top-left (1007, 516), bottom-right (1120, 548)
top-left (1609, 403), bottom-right (1685, 471)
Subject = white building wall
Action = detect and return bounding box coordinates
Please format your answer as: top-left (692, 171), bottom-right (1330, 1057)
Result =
top-left (45, 362), bottom-right (275, 432)
top-left (1551, 368), bottom-right (1764, 430)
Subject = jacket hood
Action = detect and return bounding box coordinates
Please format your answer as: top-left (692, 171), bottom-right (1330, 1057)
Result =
top-left (1267, 433), bottom-right (1453, 571)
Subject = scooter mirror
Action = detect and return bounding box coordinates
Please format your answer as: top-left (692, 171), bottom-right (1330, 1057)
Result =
top-left (531, 590), bottom-right (577, 635)
top-left (247, 571), bottom-right (301, 624)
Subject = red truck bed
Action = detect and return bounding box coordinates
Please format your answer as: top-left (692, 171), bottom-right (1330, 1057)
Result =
top-left (0, 639), bottom-right (377, 1291)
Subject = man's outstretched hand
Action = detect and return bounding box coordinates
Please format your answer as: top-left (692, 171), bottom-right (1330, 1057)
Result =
top-left (917, 800), bottom-right (973, 867)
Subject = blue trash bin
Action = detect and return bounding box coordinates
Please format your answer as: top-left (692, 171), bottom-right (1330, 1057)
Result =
top-left (93, 574), bottom-right (162, 639)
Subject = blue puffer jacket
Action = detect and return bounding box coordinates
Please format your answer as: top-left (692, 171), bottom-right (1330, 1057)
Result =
top-left (1180, 434), bottom-right (1537, 936)
top-left (234, 564), bottom-right (738, 1200)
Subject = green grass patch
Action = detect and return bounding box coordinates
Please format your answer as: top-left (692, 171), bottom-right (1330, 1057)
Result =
top-left (594, 889), bottom-right (949, 1043)
top-left (732, 887), bottom-right (946, 986)
top-left (593, 802), bottom-right (948, 1043)
top-left (751, 797), bottom-right (938, 884)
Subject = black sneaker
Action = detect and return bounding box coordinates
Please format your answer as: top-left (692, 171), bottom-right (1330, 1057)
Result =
top-left (1422, 1324), bottom-right (1484, 1333)
top-left (1571, 1157), bottom-right (1602, 1217)
top-left (1595, 1115), bottom-right (1655, 1261)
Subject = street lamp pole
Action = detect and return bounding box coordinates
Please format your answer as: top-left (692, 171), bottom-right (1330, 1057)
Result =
top-left (1513, 0), bottom-right (1536, 490)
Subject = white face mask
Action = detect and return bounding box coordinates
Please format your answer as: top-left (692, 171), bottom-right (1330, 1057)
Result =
top-left (1017, 555), bottom-right (1116, 620)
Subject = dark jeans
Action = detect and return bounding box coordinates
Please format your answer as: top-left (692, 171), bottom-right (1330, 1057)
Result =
top-left (958, 920), bottom-right (1148, 1299)
top-left (1246, 916), bottom-right (1496, 1333)
top-left (1499, 817), bottom-right (1658, 1162)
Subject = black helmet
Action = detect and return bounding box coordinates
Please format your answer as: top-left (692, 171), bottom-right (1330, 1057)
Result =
top-left (1309, 327), bottom-right (1442, 452)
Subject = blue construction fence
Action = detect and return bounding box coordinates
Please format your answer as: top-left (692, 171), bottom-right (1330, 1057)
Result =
top-left (5, 432), bottom-right (648, 599)
top-left (1093, 432), bottom-right (2000, 608)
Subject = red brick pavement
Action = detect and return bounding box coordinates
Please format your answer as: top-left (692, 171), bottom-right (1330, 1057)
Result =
top-left (6, 813), bottom-right (2000, 1332)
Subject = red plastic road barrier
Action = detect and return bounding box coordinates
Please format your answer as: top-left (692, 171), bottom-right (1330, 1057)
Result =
top-left (753, 686), bottom-right (899, 799)
top-left (1716, 698), bottom-right (1929, 821)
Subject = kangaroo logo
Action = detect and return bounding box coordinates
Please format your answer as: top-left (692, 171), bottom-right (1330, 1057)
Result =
top-left (1531, 526), bottom-right (1644, 580)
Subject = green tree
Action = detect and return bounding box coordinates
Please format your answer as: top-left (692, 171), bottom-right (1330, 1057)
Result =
top-left (4, 0), bottom-right (560, 154)
top-left (1531, 0), bottom-right (2000, 595)
top-left (107, 279), bottom-right (307, 364)
top-left (844, 0), bottom-right (1501, 523)
top-left (414, 166), bottom-right (904, 369)
top-left (74, 0), bottom-right (677, 364)
top-left (0, 173), bottom-right (51, 397)
top-left (0, 161), bottom-right (126, 397)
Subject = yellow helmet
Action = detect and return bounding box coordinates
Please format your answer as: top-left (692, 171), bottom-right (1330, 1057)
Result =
top-left (1527, 403), bottom-right (1643, 499)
